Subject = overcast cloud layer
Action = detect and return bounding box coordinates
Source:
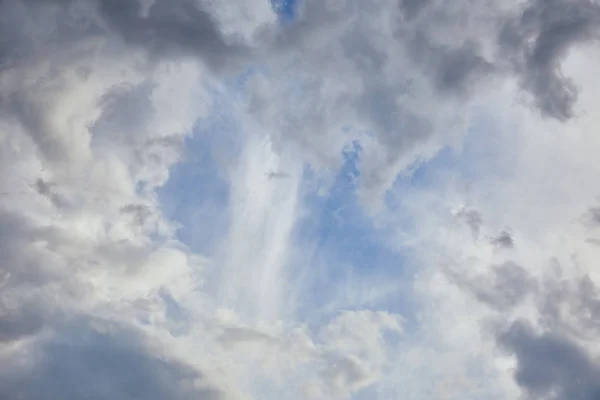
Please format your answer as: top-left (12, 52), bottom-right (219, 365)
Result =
top-left (2, 0), bottom-right (600, 399)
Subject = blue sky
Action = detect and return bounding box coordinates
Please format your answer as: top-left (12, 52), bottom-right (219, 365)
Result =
top-left (271, 0), bottom-right (299, 21)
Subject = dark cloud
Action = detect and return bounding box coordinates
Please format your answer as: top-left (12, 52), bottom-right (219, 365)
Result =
top-left (0, 300), bottom-right (47, 343)
top-left (97, 0), bottom-right (248, 70)
top-left (490, 230), bottom-right (514, 249)
top-left (93, 83), bottom-right (156, 141)
top-left (405, 32), bottom-right (494, 96)
top-left (394, 0), bottom-right (600, 121)
top-left (0, 319), bottom-right (228, 400)
top-left (398, 0), bottom-right (432, 21)
top-left (34, 178), bottom-right (71, 210)
top-left (488, 259), bottom-right (600, 398)
top-left (499, 0), bottom-right (600, 121)
top-left (339, 26), bottom-right (388, 76)
top-left (499, 321), bottom-right (600, 400)
top-left (584, 204), bottom-right (600, 229)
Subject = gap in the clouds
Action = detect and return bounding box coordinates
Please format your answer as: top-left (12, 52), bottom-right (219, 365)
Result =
top-left (291, 142), bottom-right (419, 329)
top-left (158, 104), bottom-right (237, 257)
top-left (158, 67), bottom-right (266, 256)
top-left (270, 0), bottom-right (298, 22)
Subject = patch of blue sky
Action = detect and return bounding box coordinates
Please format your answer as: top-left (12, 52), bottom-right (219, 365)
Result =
top-left (291, 142), bottom-right (419, 328)
top-left (158, 120), bottom-right (231, 257)
top-left (159, 66), bottom-right (269, 255)
top-left (158, 84), bottom-right (246, 257)
top-left (160, 63), bottom-right (422, 328)
top-left (270, 0), bottom-right (298, 22)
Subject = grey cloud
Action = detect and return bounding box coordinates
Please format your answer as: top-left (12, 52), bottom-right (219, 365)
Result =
top-left (97, 0), bottom-right (248, 70)
top-left (34, 178), bottom-right (71, 210)
top-left (1, 93), bottom-right (70, 165)
top-left (449, 261), bottom-right (537, 312)
top-left (540, 274), bottom-right (600, 339)
top-left (0, 0), bottom-right (241, 167)
top-left (486, 259), bottom-right (600, 398)
top-left (324, 355), bottom-right (376, 397)
top-left (397, 0), bottom-right (599, 121)
top-left (499, 0), bottom-right (600, 121)
top-left (456, 207), bottom-right (483, 238)
top-left (356, 83), bottom-right (432, 145)
top-left (18, 0), bottom-right (583, 205)
top-left (0, 0), bottom-right (251, 72)
top-left (0, 300), bottom-right (47, 343)
top-left (583, 204), bottom-right (600, 230)
top-left (405, 32), bottom-right (494, 96)
top-left (477, 262), bottom-right (537, 311)
top-left (251, 1), bottom-right (454, 204)
top-left (218, 326), bottom-right (280, 348)
top-left (4, 0), bottom-right (595, 180)
top-left (0, 319), bottom-right (229, 400)
top-left (499, 321), bottom-right (600, 400)
top-left (120, 203), bottom-right (155, 229)
top-left (490, 230), bottom-right (514, 249)
top-left (0, 210), bottom-right (84, 343)
top-left (0, 211), bottom-right (62, 287)
top-left (267, 171), bottom-right (291, 180)
top-left (340, 27), bottom-right (388, 76)
top-left (454, 244), bottom-right (600, 398)
top-left (93, 83), bottom-right (156, 142)
top-left (398, 0), bottom-right (432, 21)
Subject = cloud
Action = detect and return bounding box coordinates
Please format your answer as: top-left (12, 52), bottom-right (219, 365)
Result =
top-left (490, 230), bottom-right (514, 249)
top-left (456, 207), bottom-right (484, 239)
top-left (499, 0), bottom-right (600, 121)
top-left (398, 0), bottom-right (432, 21)
top-left (499, 321), bottom-right (600, 400)
top-left (0, 319), bottom-right (232, 400)
top-left (97, 0), bottom-right (250, 69)
top-left (448, 261), bottom-right (538, 312)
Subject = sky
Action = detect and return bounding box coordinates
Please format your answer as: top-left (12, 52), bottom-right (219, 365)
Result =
top-left (2, 0), bottom-right (600, 399)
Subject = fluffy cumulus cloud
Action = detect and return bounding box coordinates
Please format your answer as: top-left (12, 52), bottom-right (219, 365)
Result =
top-left (1, 0), bottom-right (600, 399)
